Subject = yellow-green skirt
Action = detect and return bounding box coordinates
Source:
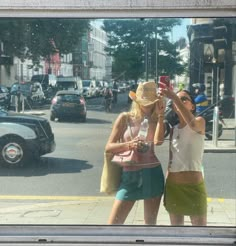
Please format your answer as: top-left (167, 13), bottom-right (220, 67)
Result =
top-left (164, 178), bottom-right (207, 216)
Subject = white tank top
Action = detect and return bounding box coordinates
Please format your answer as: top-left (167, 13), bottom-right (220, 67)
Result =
top-left (169, 124), bottom-right (204, 172)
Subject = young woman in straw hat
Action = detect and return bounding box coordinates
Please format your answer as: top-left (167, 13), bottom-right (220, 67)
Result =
top-left (105, 81), bottom-right (166, 225)
top-left (159, 83), bottom-right (207, 226)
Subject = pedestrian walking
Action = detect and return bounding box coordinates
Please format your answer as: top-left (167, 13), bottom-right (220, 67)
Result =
top-left (112, 81), bottom-right (118, 104)
top-left (15, 85), bottom-right (23, 112)
top-left (103, 86), bottom-right (113, 112)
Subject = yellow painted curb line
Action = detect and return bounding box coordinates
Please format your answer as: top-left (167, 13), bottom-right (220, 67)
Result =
top-left (0, 195), bottom-right (113, 201)
top-left (207, 197), bottom-right (225, 203)
top-left (0, 196), bottom-right (227, 203)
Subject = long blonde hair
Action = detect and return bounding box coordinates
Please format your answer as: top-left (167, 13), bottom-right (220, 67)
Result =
top-left (129, 101), bottom-right (159, 122)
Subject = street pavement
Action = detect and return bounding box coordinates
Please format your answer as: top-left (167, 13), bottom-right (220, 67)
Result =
top-left (1, 113), bottom-right (235, 226)
top-left (204, 118), bottom-right (236, 153)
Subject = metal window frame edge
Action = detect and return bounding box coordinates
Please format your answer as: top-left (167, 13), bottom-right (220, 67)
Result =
top-left (0, 0), bottom-right (235, 17)
top-left (0, 225), bottom-right (235, 245)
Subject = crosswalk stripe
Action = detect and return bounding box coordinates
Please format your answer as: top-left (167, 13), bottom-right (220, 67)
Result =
top-left (0, 195), bottom-right (111, 200)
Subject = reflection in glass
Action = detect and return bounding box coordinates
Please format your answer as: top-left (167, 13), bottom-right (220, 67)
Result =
top-left (0, 17), bottom-right (235, 227)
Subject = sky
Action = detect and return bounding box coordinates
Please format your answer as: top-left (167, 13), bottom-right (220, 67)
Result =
top-left (171, 18), bottom-right (191, 42)
top-left (93, 18), bottom-right (192, 43)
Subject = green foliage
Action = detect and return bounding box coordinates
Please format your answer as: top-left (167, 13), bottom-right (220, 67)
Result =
top-left (103, 18), bottom-right (186, 81)
top-left (0, 18), bottom-right (90, 65)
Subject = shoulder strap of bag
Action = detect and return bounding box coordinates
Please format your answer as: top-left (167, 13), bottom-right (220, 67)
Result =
top-left (125, 113), bottom-right (133, 140)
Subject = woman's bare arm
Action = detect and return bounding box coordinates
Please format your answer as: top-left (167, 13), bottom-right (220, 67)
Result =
top-left (105, 113), bottom-right (131, 153)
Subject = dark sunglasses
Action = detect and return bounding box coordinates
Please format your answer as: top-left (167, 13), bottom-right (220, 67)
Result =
top-left (180, 96), bottom-right (191, 102)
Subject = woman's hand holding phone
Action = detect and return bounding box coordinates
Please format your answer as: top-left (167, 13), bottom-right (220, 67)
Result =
top-left (158, 82), bottom-right (175, 100)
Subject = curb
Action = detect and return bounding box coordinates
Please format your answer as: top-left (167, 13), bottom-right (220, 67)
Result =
top-left (204, 148), bottom-right (236, 153)
top-left (21, 111), bottom-right (45, 116)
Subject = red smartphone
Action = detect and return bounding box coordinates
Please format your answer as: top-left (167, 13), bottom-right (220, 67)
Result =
top-left (159, 76), bottom-right (170, 89)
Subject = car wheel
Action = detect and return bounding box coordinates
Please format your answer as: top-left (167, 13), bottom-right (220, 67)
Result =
top-left (0, 136), bottom-right (28, 168)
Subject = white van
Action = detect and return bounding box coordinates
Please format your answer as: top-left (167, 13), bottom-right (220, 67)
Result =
top-left (31, 74), bottom-right (57, 89)
top-left (56, 76), bottom-right (83, 94)
top-left (82, 80), bottom-right (96, 98)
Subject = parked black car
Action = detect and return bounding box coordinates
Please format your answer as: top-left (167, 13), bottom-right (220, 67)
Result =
top-left (10, 81), bottom-right (45, 108)
top-left (0, 85), bottom-right (11, 110)
top-left (50, 90), bottom-right (87, 122)
top-left (0, 109), bottom-right (56, 167)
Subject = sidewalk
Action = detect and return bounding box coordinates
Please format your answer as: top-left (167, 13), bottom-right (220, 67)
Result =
top-left (204, 118), bottom-right (236, 153)
top-left (0, 196), bottom-right (235, 226)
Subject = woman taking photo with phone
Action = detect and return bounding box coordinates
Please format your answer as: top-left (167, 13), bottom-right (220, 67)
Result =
top-left (105, 81), bottom-right (165, 225)
top-left (159, 83), bottom-right (207, 226)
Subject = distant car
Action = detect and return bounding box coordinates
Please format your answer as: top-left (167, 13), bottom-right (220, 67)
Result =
top-left (0, 85), bottom-right (11, 110)
top-left (55, 76), bottom-right (83, 101)
top-left (95, 80), bottom-right (104, 97)
top-left (31, 74), bottom-right (57, 90)
top-left (82, 80), bottom-right (96, 98)
top-left (0, 108), bottom-right (55, 167)
top-left (118, 83), bottom-right (128, 93)
top-left (50, 90), bottom-right (87, 122)
top-left (10, 81), bottom-right (45, 107)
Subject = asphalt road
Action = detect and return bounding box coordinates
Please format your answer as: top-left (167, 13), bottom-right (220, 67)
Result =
top-left (0, 93), bottom-right (235, 200)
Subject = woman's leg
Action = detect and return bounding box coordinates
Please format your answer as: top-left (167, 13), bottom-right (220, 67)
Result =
top-left (169, 213), bottom-right (184, 225)
top-left (144, 196), bottom-right (162, 225)
top-left (108, 199), bottom-right (135, 224)
top-left (190, 215), bottom-right (207, 226)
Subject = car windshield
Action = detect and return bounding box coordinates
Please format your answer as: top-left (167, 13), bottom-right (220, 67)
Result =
top-left (31, 75), bottom-right (47, 83)
top-left (57, 81), bottom-right (76, 89)
top-left (82, 81), bottom-right (90, 87)
top-left (11, 83), bottom-right (31, 92)
top-left (57, 94), bottom-right (80, 102)
top-left (0, 87), bottom-right (8, 93)
top-left (0, 16), bottom-right (235, 231)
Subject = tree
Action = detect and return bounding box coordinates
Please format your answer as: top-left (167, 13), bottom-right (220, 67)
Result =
top-left (0, 19), bottom-right (90, 66)
top-left (103, 18), bottom-right (186, 82)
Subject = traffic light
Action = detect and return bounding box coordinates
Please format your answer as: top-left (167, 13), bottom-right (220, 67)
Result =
top-left (213, 24), bottom-right (228, 49)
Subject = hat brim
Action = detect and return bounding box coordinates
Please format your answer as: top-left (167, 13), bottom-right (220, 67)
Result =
top-left (129, 91), bottom-right (159, 106)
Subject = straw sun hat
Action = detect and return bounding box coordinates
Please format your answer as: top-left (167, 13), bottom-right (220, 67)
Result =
top-left (129, 81), bottom-right (160, 106)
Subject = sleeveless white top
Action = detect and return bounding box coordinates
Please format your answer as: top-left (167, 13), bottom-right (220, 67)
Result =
top-left (169, 124), bottom-right (204, 172)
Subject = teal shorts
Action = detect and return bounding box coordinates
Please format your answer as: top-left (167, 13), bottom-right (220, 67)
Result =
top-left (116, 165), bottom-right (164, 201)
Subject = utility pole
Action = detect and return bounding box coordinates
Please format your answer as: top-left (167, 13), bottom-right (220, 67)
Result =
top-left (0, 41), bottom-right (3, 84)
top-left (145, 40), bottom-right (148, 81)
top-left (155, 32), bottom-right (158, 83)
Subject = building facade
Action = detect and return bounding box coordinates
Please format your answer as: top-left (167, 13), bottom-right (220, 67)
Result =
top-left (88, 23), bottom-right (111, 81)
top-left (188, 18), bottom-right (236, 107)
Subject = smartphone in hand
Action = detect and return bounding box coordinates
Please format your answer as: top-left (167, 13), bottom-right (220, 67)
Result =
top-left (159, 76), bottom-right (170, 89)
